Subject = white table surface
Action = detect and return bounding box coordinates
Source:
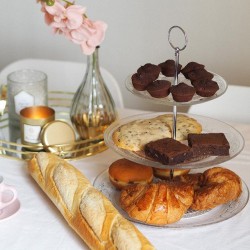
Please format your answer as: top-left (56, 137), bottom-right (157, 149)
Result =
top-left (0, 108), bottom-right (250, 250)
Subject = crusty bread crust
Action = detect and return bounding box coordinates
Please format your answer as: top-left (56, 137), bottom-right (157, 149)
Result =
top-left (28, 152), bottom-right (155, 250)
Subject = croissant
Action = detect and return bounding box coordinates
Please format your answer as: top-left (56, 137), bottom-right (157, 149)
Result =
top-left (191, 167), bottom-right (242, 210)
top-left (28, 152), bottom-right (155, 250)
top-left (173, 173), bottom-right (204, 191)
top-left (120, 182), bottom-right (194, 225)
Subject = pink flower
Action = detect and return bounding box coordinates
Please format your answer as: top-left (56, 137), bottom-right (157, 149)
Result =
top-left (80, 20), bottom-right (108, 55)
top-left (45, 2), bottom-right (86, 31)
top-left (66, 5), bottom-right (86, 29)
top-left (61, 17), bottom-right (107, 55)
top-left (40, 1), bottom-right (56, 26)
top-left (39, 0), bottom-right (107, 55)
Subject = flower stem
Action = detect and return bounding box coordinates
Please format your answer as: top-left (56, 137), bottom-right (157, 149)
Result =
top-left (60, 0), bottom-right (88, 18)
top-left (62, 0), bottom-right (74, 6)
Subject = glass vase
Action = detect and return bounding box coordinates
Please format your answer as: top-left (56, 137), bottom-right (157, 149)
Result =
top-left (70, 47), bottom-right (117, 140)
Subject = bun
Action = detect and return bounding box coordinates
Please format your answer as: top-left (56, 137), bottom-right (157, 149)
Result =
top-left (120, 182), bottom-right (194, 225)
top-left (153, 168), bottom-right (190, 179)
top-left (191, 167), bottom-right (242, 210)
top-left (109, 158), bottom-right (153, 190)
top-left (109, 158), bottom-right (154, 189)
top-left (28, 152), bottom-right (155, 250)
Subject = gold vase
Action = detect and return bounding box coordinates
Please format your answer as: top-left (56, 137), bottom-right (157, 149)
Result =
top-left (70, 47), bottom-right (117, 140)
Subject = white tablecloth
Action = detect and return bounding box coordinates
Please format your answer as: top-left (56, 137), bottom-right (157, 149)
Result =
top-left (0, 108), bottom-right (250, 250)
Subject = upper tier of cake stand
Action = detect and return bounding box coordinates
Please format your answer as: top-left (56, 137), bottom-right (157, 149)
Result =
top-left (125, 71), bottom-right (227, 106)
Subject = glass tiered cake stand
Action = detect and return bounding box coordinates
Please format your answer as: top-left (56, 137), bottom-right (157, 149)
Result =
top-left (94, 83), bottom-right (249, 227)
top-left (94, 26), bottom-right (249, 228)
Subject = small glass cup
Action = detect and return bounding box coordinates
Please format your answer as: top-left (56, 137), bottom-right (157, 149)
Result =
top-left (7, 69), bottom-right (48, 142)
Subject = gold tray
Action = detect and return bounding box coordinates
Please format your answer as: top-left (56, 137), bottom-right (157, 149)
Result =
top-left (0, 91), bottom-right (107, 161)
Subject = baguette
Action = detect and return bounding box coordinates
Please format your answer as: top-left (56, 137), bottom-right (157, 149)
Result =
top-left (27, 152), bottom-right (155, 250)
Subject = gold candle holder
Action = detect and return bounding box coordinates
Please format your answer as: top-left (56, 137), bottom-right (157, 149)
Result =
top-left (20, 106), bottom-right (55, 150)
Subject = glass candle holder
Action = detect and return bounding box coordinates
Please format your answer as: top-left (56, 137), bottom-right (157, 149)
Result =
top-left (20, 106), bottom-right (55, 150)
top-left (7, 69), bottom-right (48, 142)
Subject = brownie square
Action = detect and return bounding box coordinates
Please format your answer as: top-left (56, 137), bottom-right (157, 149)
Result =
top-left (188, 133), bottom-right (230, 157)
top-left (144, 138), bottom-right (193, 165)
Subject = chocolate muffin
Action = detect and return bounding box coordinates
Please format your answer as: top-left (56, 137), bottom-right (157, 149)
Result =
top-left (137, 63), bottom-right (161, 81)
top-left (146, 80), bottom-right (171, 98)
top-left (145, 138), bottom-right (193, 165)
top-left (192, 79), bottom-right (219, 97)
top-left (187, 69), bottom-right (214, 82)
top-left (132, 63), bottom-right (161, 91)
top-left (170, 82), bottom-right (196, 102)
top-left (181, 62), bottom-right (205, 78)
top-left (158, 59), bottom-right (182, 77)
top-left (131, 73), bottom-right (151, 91)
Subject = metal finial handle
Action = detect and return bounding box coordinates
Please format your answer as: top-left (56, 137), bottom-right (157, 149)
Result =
top-left (168, 26), bottom-right (189, 139)
top-left (168, 25), bottom-right (188, 51)
top-left (168, 26), bottom-right (188, 179)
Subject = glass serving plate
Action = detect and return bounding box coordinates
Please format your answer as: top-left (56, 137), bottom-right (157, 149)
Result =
top-left (104, 112), bottom-right (245, 170)
top-left (125, 72), bottom-right (227, 106)
top-left (93, 169), bottom-right (249, 228)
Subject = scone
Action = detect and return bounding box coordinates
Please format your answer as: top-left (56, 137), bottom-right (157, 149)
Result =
top-left (113, 114), bottom-right (202, 151)
top-left (156, 114), bottom-right (202, 141)
top-left (112, 118), bottom-right (172, 151)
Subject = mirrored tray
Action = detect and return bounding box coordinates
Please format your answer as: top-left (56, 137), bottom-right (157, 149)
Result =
top-left (0, 91), bottom-right (107, 161)
top-left (125, 72), bottom-right (227, 106)
top-left (93, 169), bottom-right (249, 228)
top-left (104, 112), bottom-right (245, 170)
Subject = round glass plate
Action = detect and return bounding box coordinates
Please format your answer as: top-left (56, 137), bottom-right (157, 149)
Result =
top-left (93, 169), bottom-right (249, 228)
top-left (125, 72), bottom-right (227, 106)
top-left (104, 112), bottom-right (245, 170)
